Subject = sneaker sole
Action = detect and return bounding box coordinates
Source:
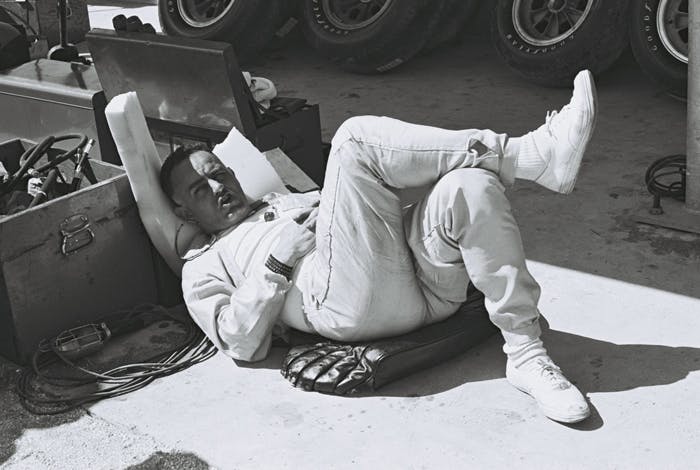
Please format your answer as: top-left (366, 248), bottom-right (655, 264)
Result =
top-left (559, 70), bottom-right (598, 194)
top-left (510, 382), bottom-right (591, 424)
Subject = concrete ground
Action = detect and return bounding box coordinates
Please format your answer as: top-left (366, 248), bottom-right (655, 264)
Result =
top-left (1, 2), bottom-right (699, 469)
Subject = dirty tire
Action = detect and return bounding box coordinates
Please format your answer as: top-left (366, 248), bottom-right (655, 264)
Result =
top-left (630, 0), bottom-right (688, 98)
top-left (492, 0), bottom-right (630, 87)
top-left (299, 0), bottom-right (440, 73)
top-left (424, 0), bottom-right (481, 51)
top-left (158, 0), bottom-right (288, 64)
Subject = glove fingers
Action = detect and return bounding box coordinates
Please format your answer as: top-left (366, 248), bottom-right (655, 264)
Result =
top-left (282, 343), bottom-right (330, 383)
top-left (282, 343), bottom-right (378, 395)
top-left (313, 354), bottom-right (356, 394)
top-left (294, 350), bottom-right (351, 391)
top-left (313, 348), bottom-right (366, 394)
top-left (282, 344), bottom-right (322, 372)
top-left (285, 343), bottom-right (346, 387)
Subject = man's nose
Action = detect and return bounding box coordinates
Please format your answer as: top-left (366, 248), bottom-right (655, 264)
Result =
top-left (207, 179), bottom-right (224, 193)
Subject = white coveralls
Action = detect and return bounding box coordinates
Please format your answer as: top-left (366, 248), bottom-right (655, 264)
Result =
top-left (182, 116), bottom-right (542, 362)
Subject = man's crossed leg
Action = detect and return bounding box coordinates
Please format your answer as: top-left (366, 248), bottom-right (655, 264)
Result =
top-left (300, 70), bottom-right (597, 423)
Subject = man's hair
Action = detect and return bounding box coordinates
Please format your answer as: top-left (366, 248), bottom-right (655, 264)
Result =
top-left (160, 143), bottom-right (211, 204)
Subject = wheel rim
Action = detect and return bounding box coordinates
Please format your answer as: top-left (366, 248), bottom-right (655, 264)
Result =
top-left (176, 0), bottom-right (236, 28)
top-left (657, 0), bottom-right (688, 64)
top-left (512, 0), bottom-right (594, 47)
top-left (321, 0), bottom-right (393, 31)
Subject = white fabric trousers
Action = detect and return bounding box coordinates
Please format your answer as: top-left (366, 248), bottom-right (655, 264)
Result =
top-left (298, 116), bottom-right (542, 348)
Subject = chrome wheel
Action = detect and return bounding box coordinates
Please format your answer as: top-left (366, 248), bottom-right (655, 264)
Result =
top-left (321, 0), bottom-right (393, 31)
top-left (176, 0), bottom-right (236, 28)
top-left (512, 0), bottom-right (594, 47)
top-left (657, 0), bottom-right (688, 64)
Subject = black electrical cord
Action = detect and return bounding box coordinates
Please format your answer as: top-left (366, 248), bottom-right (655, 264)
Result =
top-left (645, 154), bottom-right (686, 202)
top-left (16, 305), bottom-right (217, 415)
top-left (1, 134), bottom-right (88, 197)
top-left (30, 134), bottom-right (88, 173)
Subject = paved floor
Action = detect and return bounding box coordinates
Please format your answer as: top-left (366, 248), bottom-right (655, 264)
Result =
top-left (1, 3), bottom-right (699, 469)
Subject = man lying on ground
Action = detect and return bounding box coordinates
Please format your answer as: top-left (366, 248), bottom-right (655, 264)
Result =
top-left (160, 70), bottom-right (597, 424)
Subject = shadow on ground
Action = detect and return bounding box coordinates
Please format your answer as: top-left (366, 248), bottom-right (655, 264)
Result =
top-left (252, 330), bottom-right (700, 399)
top-left (125, 451), bottom-right (211, 470)
top-left (0, 319), bottom-right (190, 466)
top-left (374, 315), bottom-right (700, 401)
top-left (0, 359), bottom-right (85, 466)
top-left (244, 317), bottom-right (700, 433)
top-left (374, 328), bottom-right (700, 433)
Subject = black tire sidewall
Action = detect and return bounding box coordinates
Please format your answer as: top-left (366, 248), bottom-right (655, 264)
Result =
top-left (630, 0), bottom-right (687, 97)
top-left (300, 0), bottom-right (435, 73)
top-left (158, 0), bottom-right (288, 63)
top-left (159, 0), bottom-right (253, 39)
top-left (492, 0), bottom-right (630, 86)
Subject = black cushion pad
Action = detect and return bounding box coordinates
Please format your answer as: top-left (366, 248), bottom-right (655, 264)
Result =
top-left (281, 287), bottom-right (496, 395)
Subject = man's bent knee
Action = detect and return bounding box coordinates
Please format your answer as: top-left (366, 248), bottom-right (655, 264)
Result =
top-left (331, 116), bottom-right (384, 147)
top-left (328, 116), bottom-right (387, 175)
top-left (434, 168), bottom-right (507, 208)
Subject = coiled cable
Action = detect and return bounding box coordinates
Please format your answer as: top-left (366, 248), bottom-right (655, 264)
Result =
top-left (16, 305), bottom-right (217, 415)
top-left (645, 154), bottom-right (686, 202)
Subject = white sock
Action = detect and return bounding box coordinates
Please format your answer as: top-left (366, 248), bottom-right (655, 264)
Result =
top-left (503, 337), bottom-right (548, 368)
top-left (507, 135), bottom-right (546, 181)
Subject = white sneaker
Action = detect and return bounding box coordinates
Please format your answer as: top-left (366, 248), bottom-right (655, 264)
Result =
top-left (506, 355), bottom-right (590, 424)
top-left (528, 70), bottom-right (597, 194)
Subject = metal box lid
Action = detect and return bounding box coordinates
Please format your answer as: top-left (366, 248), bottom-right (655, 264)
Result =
top-left (0, 59), bottom-right (102, 109)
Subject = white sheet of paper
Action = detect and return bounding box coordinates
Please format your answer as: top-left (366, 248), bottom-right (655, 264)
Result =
top-left (212, 125), bottom-right (289, 199)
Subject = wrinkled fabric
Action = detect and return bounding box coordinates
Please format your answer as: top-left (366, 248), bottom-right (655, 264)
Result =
top-left (182, 192), bottom-right (320, 362)
top-left (301, 116), bottom-right (541, 346)
top-left (183, 116), bottom-right (543, 362)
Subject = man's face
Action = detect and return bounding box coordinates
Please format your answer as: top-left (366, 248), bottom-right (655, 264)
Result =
top-left (169, 150), bottom-right (251, 233)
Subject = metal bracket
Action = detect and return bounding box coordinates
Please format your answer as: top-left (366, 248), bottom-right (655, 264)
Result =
top-left (632, 198), bottom-right (700, 235)
top-left (60, 213), bottom-right (94, 255)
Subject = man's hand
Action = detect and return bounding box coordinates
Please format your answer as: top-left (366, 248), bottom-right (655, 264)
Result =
top-left (270, 207), bottom-right (318, 266)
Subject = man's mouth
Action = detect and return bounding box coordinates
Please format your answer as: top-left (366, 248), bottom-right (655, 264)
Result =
top-left (218, 191), bottom-right (236, 209)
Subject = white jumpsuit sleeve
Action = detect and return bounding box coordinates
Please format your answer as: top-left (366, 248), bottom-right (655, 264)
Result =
top-left (182, 251), bottom-right (292, 362)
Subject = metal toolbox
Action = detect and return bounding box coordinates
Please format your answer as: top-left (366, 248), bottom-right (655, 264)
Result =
top-left (86, 29), bottom-right (326, 183)
top-left (0, 59), bottom-right (120, 164)
top-left (0, 138), bottom-right (167, 364)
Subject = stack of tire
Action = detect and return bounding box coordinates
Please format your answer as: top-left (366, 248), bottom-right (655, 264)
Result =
top-left (157, 0), bottom-right (479, 72)
top-left (158, 0), bottom-right (689, 97)
top-left (492, 0), bottom-right (688, 97)
top-left (630, 0), bottom-right (688, 98)
top-left (295, 0), bottom-right (480, 73)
